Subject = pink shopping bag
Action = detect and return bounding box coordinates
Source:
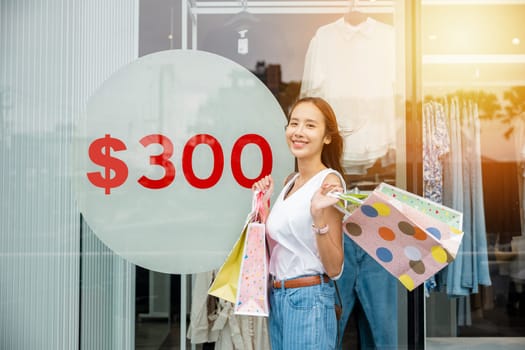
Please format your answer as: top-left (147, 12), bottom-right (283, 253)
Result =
top-left (340, 186), bottom-right (463, 291)
top-left (234, 191), bottom-right (270, 317)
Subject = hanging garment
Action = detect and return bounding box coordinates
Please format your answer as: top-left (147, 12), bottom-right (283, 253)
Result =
top-left (514, 118), bottom-right (525, 236)
top-left (452, 101), bottom-right (475, 296)
top-left (422, 101), bottom-right (451, 295)
top-left (300, 17), bottom-right (396, 175)
top-left (439, 98), bottom-right (464, 291)
top-left (440, 99), bottom-right (491, 297)
top-left (188, 271), bottom-right (220, 344)
top-left (187, 272), bottom-right (271, 350)
top-left (212, 301), bottom-right (271, 350)
top-left (421, 99), bottom-right (493, 296)
top-left (423, 101), bottom-right (450, 204)
top-left (470, 102), bottom-right (491, 290)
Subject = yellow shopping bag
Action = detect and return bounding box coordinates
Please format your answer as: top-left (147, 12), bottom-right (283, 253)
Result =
top-left (208, 223), bottom-right (248, 304)
top-left (208, 191), bottom-right (268, 304)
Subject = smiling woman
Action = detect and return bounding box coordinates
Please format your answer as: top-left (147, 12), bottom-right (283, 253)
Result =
top-left (252, 97), bottom-right (346, 349)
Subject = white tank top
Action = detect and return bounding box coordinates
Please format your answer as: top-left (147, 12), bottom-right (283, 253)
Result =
top-left (266, 168), bottom-right (345, 280)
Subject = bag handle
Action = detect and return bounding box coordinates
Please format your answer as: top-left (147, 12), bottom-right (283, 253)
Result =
top-left (328, 191), bottom-right (368, 218)
top-left (251, 190), bottom-right (267, 223)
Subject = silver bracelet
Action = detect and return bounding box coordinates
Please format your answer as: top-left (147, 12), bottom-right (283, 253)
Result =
top-left (312, 223), bottom-right (329, 235)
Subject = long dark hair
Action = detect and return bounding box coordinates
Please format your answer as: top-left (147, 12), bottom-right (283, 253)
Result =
top-left (288, 96), bottom-right (344, 175)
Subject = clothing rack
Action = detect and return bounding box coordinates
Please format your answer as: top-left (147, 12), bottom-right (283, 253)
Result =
top-left (190, 1), bottom-right (394, 14)
top-left (181, 0), bottom-right (396, 49)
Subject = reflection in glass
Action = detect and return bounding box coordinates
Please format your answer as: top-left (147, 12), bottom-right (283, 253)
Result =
top-left (423, 1), bottom-right (525, 343)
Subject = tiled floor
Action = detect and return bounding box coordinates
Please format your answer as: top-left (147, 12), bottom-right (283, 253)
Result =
top-left (136, 319), bottom-right (204, 350)
top-left (135, 319), bottom-right (351, 349)
top-left (427, 337), bottom-right (525, 350)
top-left (135, 320), bottom-right (171, 349)
top-left (136, 319), bottom-right (525, 349)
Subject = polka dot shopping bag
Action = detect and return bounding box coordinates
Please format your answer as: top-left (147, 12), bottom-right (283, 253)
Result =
top-left (337, 183), bottom-right (464, 291)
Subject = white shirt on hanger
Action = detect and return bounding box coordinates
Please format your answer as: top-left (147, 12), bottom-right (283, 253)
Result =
top-left (301, 17), bottom-right (396, 175)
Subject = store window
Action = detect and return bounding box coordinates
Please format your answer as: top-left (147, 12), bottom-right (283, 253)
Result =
top-left (137, 1), bottom-right (409, 349)
top-left (422, 1), bottom-right (525, 348)
top-left (13, 1), bottom-right (521, 349)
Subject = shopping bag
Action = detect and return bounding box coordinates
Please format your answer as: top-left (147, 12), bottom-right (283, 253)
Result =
top-left (208, 191), bottom-right (268, 307)
top-left (234, 191), bottom-right (269, 316)
top-left (334, 183), bottom-right (464, 291)
top-left (377, 183), bottom-right (463, 233)
top-left (207, 222), bottom-right (248, 304)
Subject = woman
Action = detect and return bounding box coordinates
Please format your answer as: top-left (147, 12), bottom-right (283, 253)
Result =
top-left (252, 96), bottom-right (345, 350)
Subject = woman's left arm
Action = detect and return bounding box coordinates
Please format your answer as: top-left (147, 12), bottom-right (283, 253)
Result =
top-left (310, 173), bottom-right (345, 278)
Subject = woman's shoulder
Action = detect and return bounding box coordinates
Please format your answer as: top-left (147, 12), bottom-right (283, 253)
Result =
top-left (321, 169), bottom-right (345, 187)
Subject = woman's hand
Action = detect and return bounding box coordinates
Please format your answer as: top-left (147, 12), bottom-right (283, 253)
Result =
top-left (310, 182), bottom-right (344, 218)
top-left (252, 175), bottom-right (274, 203)
top-left (252, 175), bottom-right (273, 222)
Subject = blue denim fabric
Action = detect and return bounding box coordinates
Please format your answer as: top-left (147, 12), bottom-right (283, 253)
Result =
top-left (470, 106), bottom-right (491, 288)
top-left (459, 108), bottom-right (474, 293)
top-left (442, 101), bottom-right (491, 297)
top-left (269, 276), bottom-right (337, 350)
top-left (337, 236), bottom-right (398, 349)
top-left (446, 137), bottom-right (472, 296)
top-left (441, 98), bottom-right (464, 293)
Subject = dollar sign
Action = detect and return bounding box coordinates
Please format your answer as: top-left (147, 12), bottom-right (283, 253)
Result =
top-left (87, 134), bottom-right (129, 195)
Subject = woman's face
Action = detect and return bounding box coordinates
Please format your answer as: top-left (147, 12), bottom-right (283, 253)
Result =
top-left (285, 102), bottom-right (331, 161)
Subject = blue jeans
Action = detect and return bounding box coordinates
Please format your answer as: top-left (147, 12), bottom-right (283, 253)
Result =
top-left (338, 236), bottom-right (398, 349)
top-left (269, 276), bottom-right (337, 350)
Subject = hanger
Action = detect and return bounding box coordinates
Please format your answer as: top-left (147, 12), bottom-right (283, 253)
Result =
top-left (223, 0), bottom-right (260, 30)
top-left (344, 0), bottom-right (368, 26)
